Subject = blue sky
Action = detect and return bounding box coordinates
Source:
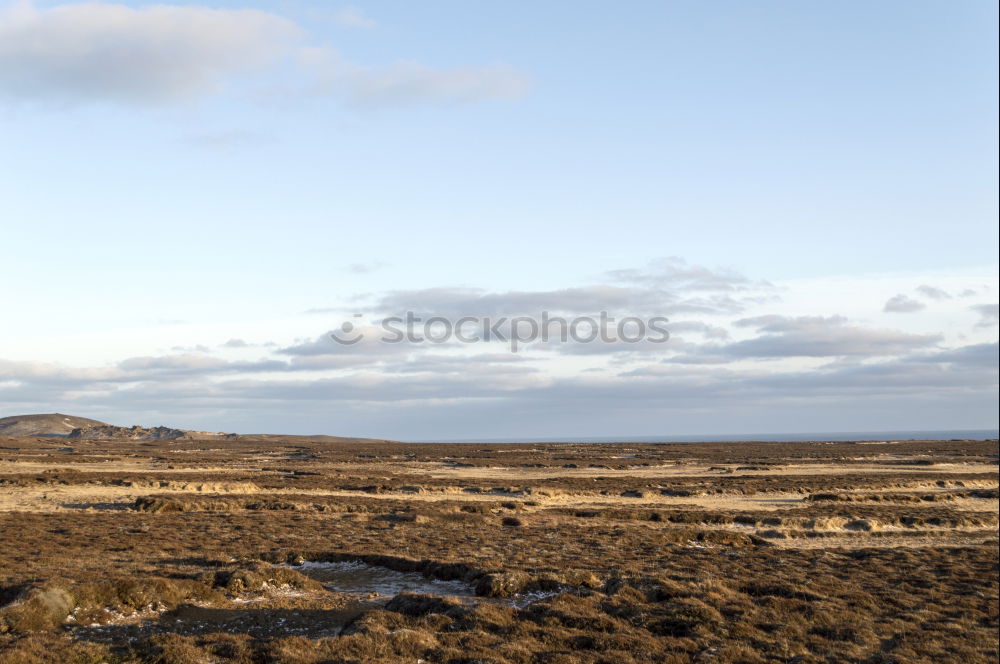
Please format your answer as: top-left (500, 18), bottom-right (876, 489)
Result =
top-left (0, 1), bottom-right (997, 438)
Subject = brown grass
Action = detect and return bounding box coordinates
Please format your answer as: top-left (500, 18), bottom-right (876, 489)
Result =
top-left (0, 436), bottom-right (996, 663)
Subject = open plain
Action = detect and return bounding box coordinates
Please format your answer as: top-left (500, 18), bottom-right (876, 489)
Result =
top-left (0, 435), bottom-right (997, 664)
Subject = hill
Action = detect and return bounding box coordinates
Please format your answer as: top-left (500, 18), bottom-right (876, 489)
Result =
top-left (0, 413), bottom-right (393, 444)
top-left (0, 413), bottom-right (108, 437)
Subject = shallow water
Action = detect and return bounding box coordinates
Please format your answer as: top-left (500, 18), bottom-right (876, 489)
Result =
top-left (294, 560), bottom-right (476, 598)
top-left (292, 560), bottom-right (557, 608)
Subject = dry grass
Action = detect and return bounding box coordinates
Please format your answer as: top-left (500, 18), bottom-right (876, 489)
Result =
top-left (0, 436), bottom-right (996, 663)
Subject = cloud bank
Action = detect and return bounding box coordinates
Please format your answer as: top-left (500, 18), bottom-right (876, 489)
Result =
top-left (1, 259), bottom-right (996, 438)
top-left (0, 1), bottom-right (529, 107)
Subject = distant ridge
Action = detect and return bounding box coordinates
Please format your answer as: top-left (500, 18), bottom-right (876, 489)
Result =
top-left (0, 412), bottom-right (394, 444)
top-left (0, 413), bottom-right (107, 437)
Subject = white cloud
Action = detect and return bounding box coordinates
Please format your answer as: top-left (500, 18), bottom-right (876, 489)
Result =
top-left (727, 315), bottom-right (940, 358)
top-left (607, 256), bottom-right (770, 292)
top-left (2, 341), bottom-right (995, 438)
top-left (0, 1), bottom-right (528, 108)
top-left (3, 260), bottom-right (995, 438)
top-left (0, 1), bottom-right (302, 105)
top-left (300, 47), bottom-right (530, 107)
top-left (369, 259), bottom-right (773, 319)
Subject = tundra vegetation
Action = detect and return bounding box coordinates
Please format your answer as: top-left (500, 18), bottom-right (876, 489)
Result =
top-left (0, 434), bottom-right (997, 663)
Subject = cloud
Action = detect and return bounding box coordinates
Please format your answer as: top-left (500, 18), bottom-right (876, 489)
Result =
top-left (219, 338), bottom-right (276, 349)
top-left (3, 340), bottom-right (994, 438)
top-left (663, 352), bottom-right (732, 365)
top-left (883, 294), bottom-right (926, 313)
top-left (724, 315), bottom-right (940, 358)
top-left (275, 260), bottom-right (771, 358)
top-left (738, 352), bottom-right (997, 395)
top-left (915, 342), bottom-right (998, 367)
top-left (0, 358), bottom-right (124, 384)
top-left (370, 261), bottom-right (773, 320)
top-left (658, 321), bottom-right (729, 340)
top-left (332, 6), bottom-right (375, 29)
top-left (387, 353), bottom-right (538, 375)
top-left (372, 286), bottom-right (661, 318)
top-left (347, 261), bottom-right (385, 274)
top-left (277, 329), bottom-right (418, 363)
top-left (916, 285), bottom-right (951, 301)
top-left (300, 48), bottom-right (530, 107)
top-left (0, 1), bottom-right (528, 108)
top-left (0, 1), bottom-right (302, 105)
top-left (3, 258), bottom-right (994, 438)
top-left (117, 353), bottom-right (287, 376)
top-left (971, 303), bottom-right (999, 328)
top-left (170, 344), bottom-right (211, 353)
top-left (607, 256), bottom-right (770, 292)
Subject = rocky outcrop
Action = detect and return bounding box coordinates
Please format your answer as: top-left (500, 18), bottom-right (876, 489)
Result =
top-left (67, 425), bottom-right (189, 440)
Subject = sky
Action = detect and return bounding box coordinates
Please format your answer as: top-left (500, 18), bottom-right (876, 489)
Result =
top-left (0, 0), bottom-right (997, 440)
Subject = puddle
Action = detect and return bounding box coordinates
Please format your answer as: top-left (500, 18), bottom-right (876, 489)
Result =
top-left (291, 560), bottom-right (558, 608)
top-left (294, 560), bottom-right (476, 599)
top-left (69, 561), bottom-right (562, 645)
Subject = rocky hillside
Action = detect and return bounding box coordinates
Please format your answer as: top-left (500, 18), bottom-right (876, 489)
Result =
top-left (0, 413), bottom-right (107, 437)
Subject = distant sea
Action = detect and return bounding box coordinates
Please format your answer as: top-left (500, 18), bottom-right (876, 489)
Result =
top-left (416, 429), bottom-right (999, 444)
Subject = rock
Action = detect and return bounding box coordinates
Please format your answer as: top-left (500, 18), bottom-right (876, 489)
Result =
top-left (68, 424), bottom-right (188, 440)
